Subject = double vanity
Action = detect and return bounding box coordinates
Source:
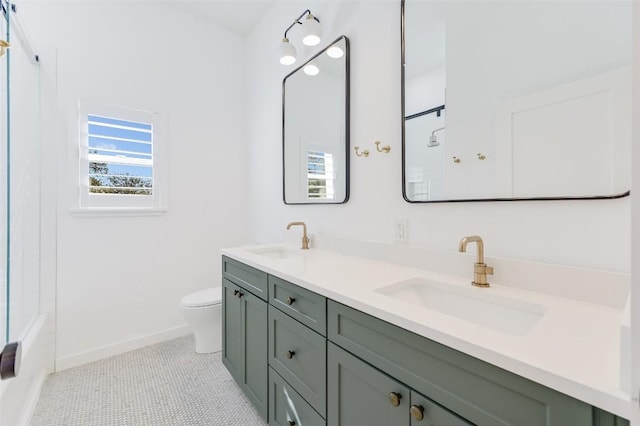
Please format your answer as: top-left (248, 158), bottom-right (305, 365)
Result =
top-left (220, 237), bottom-right (630, 426)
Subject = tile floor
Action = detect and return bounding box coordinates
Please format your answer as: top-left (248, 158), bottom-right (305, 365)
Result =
top-left (30, 335), bottom-right (266, 426)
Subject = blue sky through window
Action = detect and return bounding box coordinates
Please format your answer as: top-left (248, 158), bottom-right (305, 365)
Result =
top-left (88, 114), bottom-right (154, 194)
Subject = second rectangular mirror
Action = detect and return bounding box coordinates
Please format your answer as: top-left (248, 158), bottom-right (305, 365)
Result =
top-left (402, 0), bottom-right (631, 202)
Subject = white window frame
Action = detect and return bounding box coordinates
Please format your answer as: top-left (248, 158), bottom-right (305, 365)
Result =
top-left (76, 100), bottom-right (168, 213)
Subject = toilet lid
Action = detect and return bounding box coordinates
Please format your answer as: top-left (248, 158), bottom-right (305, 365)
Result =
top-left (181, 287), bottom-right (222, 308)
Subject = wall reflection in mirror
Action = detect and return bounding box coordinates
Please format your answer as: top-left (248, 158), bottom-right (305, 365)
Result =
top-left (402, 0), bottom-right (632, 202)
top-left (283, 36), bottom-right (349, 204)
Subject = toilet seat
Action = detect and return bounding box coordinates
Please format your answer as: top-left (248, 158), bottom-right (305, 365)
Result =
top-left (181, 287), bottom-right (222, 308)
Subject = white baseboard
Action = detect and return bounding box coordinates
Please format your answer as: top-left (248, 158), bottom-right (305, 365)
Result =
top-left (55, 325), bottom-right (192, 372)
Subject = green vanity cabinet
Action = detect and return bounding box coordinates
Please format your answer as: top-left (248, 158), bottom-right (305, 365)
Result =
top-left (221, 263), bottom-right (269, 419)
top-left (327, 300), bottom-right (627, 426)
top-left (221, 257), bottom-right (629, 426)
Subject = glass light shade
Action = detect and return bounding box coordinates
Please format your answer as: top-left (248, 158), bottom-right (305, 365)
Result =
top-left (279, 38), bottom-right (297, 65)
top-left (326, 46), bottom-right (344, 59)
top-left (302, 14), bottom-right (321, 46)
top-left (303, 64), bottom-right (319, 76)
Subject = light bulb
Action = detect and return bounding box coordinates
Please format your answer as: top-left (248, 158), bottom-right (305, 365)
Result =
top-left (303, 64), bottom-right (319, 76)
top-left (326, 46), bottom-right (344, 59)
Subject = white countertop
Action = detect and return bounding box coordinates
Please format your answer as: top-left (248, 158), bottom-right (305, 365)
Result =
top-left (221, 242), bottom-right (631, 418)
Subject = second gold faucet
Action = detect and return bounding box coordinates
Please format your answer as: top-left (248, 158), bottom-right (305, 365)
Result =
top-left (458, 235), bottom-right (493, 287)
top-left (286, 222), bottom-right (310, 250)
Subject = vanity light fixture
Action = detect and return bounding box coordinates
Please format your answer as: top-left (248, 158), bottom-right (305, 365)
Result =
top-left (279, 9), bottom-right (321, 65)
top-left (279, 38), bottom-right (297, 65)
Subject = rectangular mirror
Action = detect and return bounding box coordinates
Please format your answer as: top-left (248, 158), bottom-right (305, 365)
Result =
top-left (283, 36), bottom-right (350, 204)
top-left (402, 0), bottom-right (632, 202)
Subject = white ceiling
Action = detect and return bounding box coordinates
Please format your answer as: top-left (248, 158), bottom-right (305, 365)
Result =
top-left (164, 0), bottom-right (276, 35)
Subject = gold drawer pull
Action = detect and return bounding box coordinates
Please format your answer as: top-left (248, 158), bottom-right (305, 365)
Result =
top-left (410, 405), bottom-right (424, 421)
top-left (286, 296), bottom-right (296, 305)
top-left (286, 350), bottom-right (296, 359)
top-left (389, 392), bottom-right (402, 407)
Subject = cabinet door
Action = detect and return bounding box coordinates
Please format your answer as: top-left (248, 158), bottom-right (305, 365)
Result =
top-left (410, 391), bottom-right (474, 426)
top-left (222, 277), bottom-right (268, 419)
top-left (243, 285), bottom-right (269, 418)
top-left (222, 278), bottom-right (243, 382)
top-left (328, 342), bottom-right (409, 426)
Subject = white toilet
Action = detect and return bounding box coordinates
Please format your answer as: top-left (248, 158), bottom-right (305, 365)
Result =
top-left (180, 287), bottom-right (222, 354)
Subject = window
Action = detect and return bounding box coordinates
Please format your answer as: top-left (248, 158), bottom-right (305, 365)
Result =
top-left (78, 101), bottom-right (167, 211)
top-left (307, 150), bottom-right (335, 200)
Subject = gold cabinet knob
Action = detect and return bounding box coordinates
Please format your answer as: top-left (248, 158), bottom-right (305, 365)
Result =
top-left (410, 405), bottom-right (424, 421)
top-left (388, 392), bottom-right (402, 407)
top-left (286, 350), bottom-right (296, 359)
top-left (286, 296), bottom-right (296, 305)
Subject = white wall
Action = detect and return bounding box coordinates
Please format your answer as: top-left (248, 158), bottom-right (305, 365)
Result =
top-left (246, 0), bottom-right (630, 274)
top-left (21, 1), bottom-right (249, 369)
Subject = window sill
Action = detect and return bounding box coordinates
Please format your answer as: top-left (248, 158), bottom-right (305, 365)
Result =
top-left (70, 207), bottom-right (168, 217)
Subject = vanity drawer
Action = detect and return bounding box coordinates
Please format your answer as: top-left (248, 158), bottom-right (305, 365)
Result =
top-left (222, 256), bottom-right (268, 301)
top-left (269, 305), bottom-right (326, 415)
top-left (269, 275), bottom-right (327, 336)
top-left (269, 367), bottom-right (326, 426)
top-left (327, 300), bottom-right (593, 426)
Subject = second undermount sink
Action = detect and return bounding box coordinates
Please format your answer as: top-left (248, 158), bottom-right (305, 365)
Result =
top-left (376, 278), bottom-right (547, 336)
top-left (246, 246), bottom-right (302, 260)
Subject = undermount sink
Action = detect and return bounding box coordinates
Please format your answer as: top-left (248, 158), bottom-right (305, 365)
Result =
top-left (247, 246), bottom-right (302, 260)
top-left (376, 278), bottom-right (547, 336)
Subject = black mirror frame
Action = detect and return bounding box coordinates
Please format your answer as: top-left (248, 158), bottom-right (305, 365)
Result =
top-left (282, 35), bottom-right (350, 205)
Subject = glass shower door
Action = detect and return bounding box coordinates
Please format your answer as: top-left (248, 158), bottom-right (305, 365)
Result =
top-left (6, 3), bottom-right (41, 345)
top-left (0, 0), bottom-right (41, 376)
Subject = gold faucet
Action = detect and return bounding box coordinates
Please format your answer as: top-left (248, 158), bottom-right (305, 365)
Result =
top-left (458, 235), bottom-right (493, 287)
top-left (286, 222), bottom-right (310, 250)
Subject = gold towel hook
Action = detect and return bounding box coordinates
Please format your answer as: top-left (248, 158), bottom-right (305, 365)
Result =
top-left (354, 146), bottom-right (369, 157)
top-left (374, 141), bottom-right (391, 153)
